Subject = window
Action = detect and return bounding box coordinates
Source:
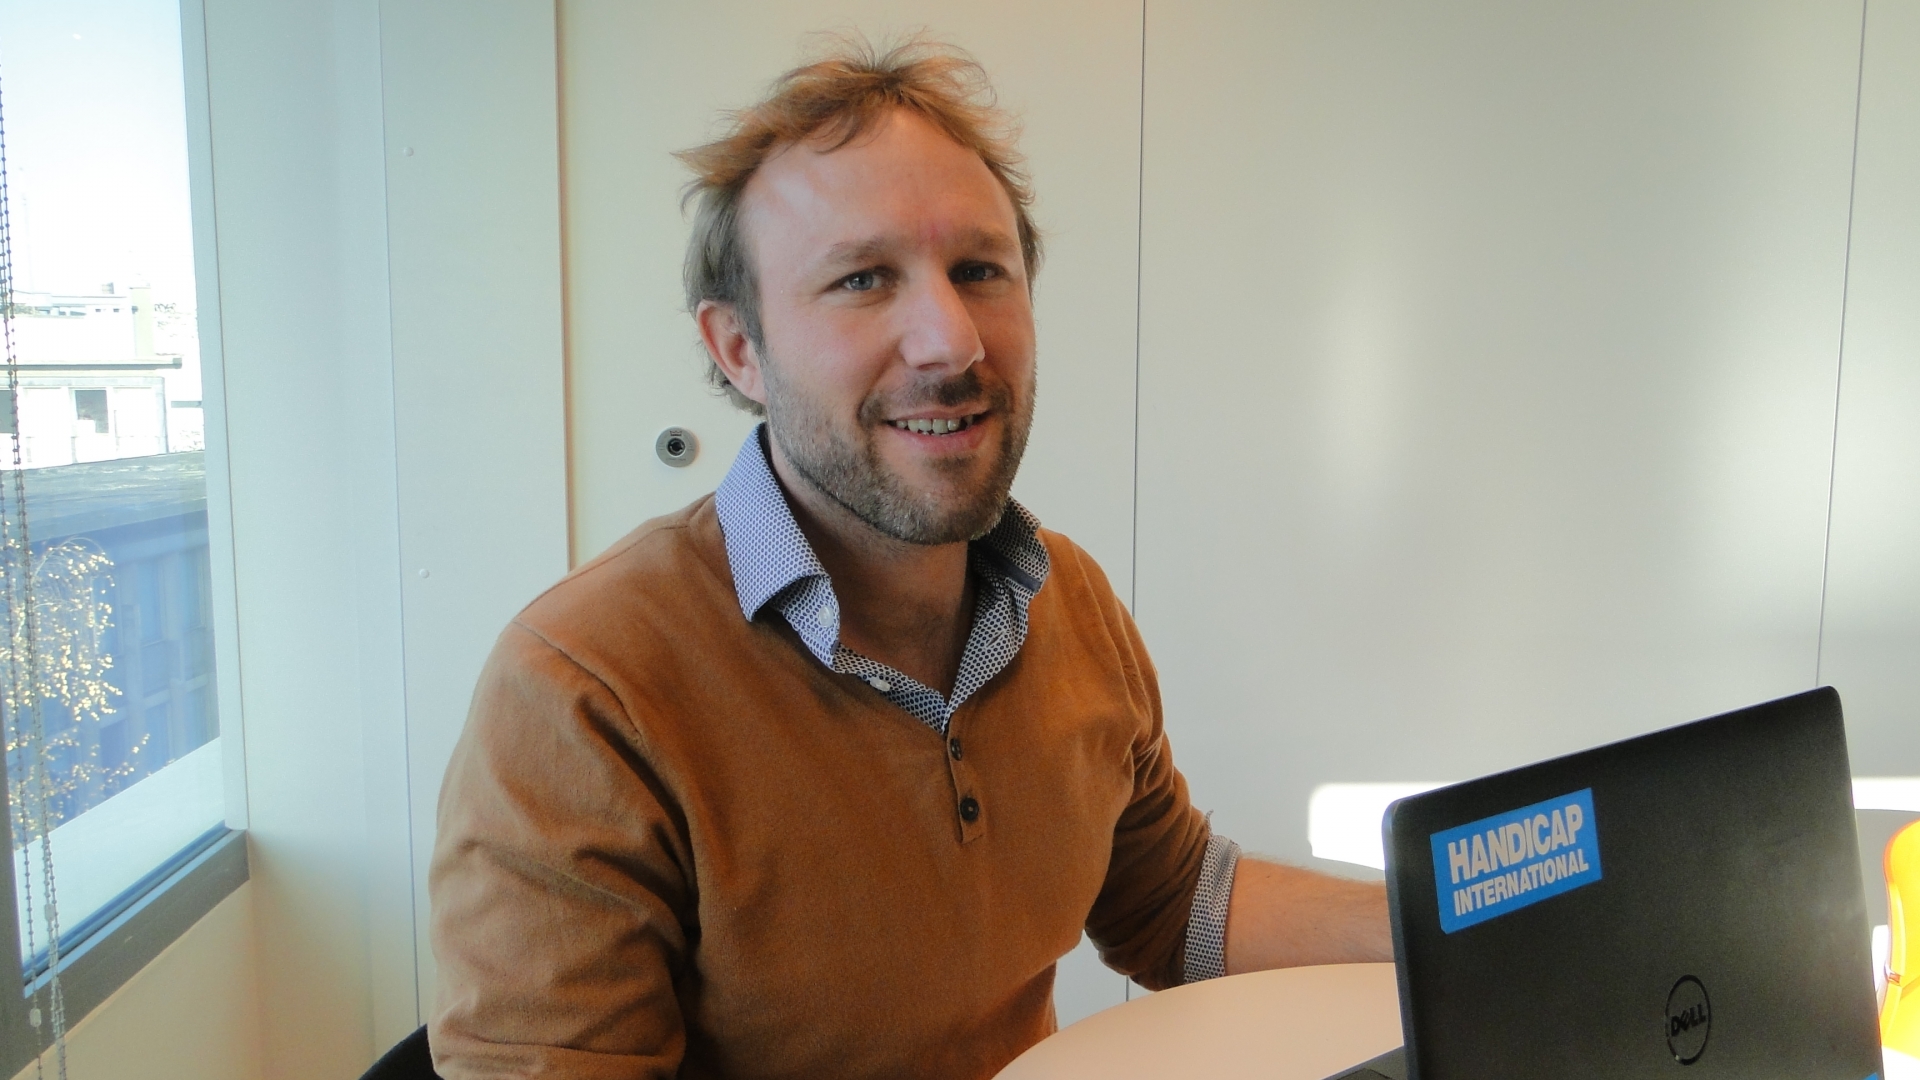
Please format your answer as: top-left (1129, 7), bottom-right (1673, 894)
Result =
top-left (0, 0), bottom-right (244, 1069)
top-left (71, 389), bottom-right (108, 435)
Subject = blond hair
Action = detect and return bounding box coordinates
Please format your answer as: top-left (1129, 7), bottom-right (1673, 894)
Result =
top-left (676, 36), bottom-right (1043, 414)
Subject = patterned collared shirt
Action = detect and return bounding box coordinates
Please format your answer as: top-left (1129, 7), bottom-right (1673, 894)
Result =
top-left (712, 426), bottom-right (1240, 984)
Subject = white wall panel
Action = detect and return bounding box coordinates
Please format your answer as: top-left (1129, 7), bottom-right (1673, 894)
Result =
top-left (379, 0), bottom-right (572, 1023)
top-left (192, 0), bottom-right (571, 1069)
top-left (557, 0), bottom-right (1145, 1022)
top-left (1136, 1), bottom-right (1868, 864)
top-left (1821, 0), bottom-right (1920, 773)
top-left (199, 1), bottom-right (390, 1074)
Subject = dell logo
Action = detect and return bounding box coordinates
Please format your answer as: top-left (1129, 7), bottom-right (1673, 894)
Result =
top-left (1664, 976), bottom-right (1711, 1064)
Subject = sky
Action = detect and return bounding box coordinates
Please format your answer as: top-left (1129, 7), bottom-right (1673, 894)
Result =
top-left (0, 0), bottom-right (199, 304)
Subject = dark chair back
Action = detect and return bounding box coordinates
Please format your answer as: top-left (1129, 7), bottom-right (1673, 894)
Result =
top-left (360, 1025), bottom-right (440, 1080)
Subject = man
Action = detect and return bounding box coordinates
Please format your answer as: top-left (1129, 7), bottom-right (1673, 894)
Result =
top-left (429, 39), bottom-right (1388, 1080)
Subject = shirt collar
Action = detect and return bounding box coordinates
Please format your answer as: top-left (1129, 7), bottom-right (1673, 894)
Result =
top-left (712, 424), bottom-right (1048, 624)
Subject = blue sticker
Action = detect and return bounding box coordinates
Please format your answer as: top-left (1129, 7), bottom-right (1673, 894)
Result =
top-left (1430, 788), bottom-right (1601, 933)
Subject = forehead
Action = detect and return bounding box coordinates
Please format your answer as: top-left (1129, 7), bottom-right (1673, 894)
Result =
top-left (738, 109), bottom-right (1019, 267)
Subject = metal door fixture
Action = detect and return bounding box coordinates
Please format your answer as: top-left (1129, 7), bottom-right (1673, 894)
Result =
top-left (655, 427), bottom-right (698, 467)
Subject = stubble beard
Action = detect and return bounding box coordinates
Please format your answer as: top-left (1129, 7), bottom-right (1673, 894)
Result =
top-left (762, 356), bottom-right (1034, 546)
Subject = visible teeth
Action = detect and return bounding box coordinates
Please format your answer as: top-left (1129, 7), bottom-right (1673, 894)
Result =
top-left (891, 416), bottom-right (974, 435)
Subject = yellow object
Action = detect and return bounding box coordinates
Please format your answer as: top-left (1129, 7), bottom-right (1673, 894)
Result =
top-left (1888, 819), bottom-right (1920, 1055)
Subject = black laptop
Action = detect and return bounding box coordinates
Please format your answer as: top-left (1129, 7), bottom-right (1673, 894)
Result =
top-left (1329, 687), bottom-right (1884, 1080)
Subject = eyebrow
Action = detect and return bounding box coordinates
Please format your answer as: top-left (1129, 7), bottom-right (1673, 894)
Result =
top-left (818, 226), bottom-right (1020, 269)
top-left (820, 237), bottom-right (891, 267)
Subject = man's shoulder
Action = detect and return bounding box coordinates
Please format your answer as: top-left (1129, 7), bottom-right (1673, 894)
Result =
top-left (1023, 525), bottom-right (1155, 677)
top-left (513, 493), bottom-right (735, 657)
top-left (1032, 526), bottom-right (1121, 606)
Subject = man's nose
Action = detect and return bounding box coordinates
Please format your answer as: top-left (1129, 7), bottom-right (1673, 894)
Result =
top-left (896, 275), bottom-right (985, 373)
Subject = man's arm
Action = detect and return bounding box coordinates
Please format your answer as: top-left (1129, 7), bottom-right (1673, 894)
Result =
top-left (431, 623), bottom-right (691, 1080)
top-left (1224, 858), bottom-right (1393, 974)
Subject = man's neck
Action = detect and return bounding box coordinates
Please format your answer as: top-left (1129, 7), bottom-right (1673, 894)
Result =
top-left (765, 433), bottom-right (975, 698)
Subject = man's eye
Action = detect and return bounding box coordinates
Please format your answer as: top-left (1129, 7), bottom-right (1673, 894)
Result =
top-left (954, 263), bottom-right (1000, 284)
top-left (842, 270), bottom-right (879, 292)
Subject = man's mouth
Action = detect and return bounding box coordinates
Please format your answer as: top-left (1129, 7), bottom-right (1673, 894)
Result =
top-left (888, 413), bottom-right (985, 436)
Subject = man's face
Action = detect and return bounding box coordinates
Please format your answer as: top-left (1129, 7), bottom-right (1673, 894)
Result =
top-left (735, 108), bottom-right (1037, 545)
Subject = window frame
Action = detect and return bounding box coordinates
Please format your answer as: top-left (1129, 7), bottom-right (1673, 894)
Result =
top-left (1, 825), bottom-right (246, 1077)
top-left (0, 0), bottom-right (249, 1070)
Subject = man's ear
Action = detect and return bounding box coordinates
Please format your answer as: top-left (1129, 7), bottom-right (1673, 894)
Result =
top-left (696, 301), bottom-right (769, 408)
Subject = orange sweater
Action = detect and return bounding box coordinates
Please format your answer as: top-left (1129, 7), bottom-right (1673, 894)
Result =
top-left (429, 496), bottom-right (1211, 1079)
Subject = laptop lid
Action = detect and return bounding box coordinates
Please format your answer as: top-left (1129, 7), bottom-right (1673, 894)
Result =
top-left (1381, 687), bottom-right (1882, 1080)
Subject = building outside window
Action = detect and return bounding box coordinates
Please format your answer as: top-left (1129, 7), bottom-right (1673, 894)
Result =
top-left (0, 0), bottom-right (230, 1032)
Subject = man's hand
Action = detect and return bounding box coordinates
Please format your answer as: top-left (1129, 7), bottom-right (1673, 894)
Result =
top-left (1224, 859), bottom-right (1393, 974)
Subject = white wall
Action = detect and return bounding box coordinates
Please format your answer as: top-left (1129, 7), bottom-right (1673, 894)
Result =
top-left (1137, 0), bottom-right (1920, 872)
top-left (1137, 0), bottom-right (1876, 860)
top-left (197, 0), bottom-right (393, 1071)
top-left (1821, 0), bottom-right (1920, 774)
top-left (8, 887), bottom-right (261, 1080)
top-left (378, 0), bottom-right (571, 1026)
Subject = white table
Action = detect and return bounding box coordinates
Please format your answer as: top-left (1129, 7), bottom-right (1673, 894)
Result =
top-left (997, 963), bottom-right (1403, 1080)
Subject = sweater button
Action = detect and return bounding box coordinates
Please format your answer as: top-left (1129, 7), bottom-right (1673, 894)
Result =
top-left (948, 737), bottom-right (962, 760)
top-left (958, 796), bottom-right (980, 823)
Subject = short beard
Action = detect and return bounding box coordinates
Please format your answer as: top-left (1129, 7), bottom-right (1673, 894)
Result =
top-left (763, 360), bottom-right (1033, 546)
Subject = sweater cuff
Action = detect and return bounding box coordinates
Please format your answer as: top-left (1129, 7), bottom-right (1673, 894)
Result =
top-left (1181, 833), bottom-right (1241, 983)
